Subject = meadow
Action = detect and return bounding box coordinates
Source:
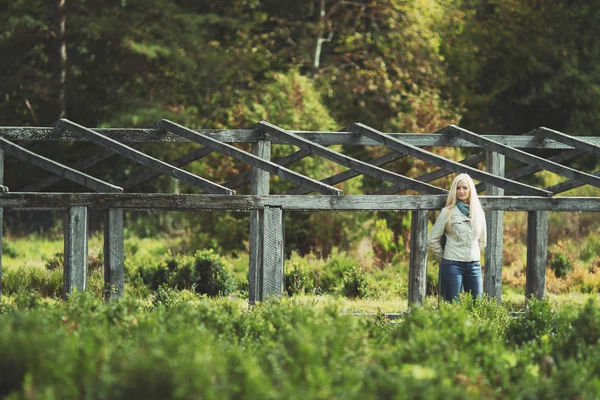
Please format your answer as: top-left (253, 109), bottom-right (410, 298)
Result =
top-left (1, 209), bottom-right (599, 399)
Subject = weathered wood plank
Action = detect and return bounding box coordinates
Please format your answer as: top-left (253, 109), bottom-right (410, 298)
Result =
top-left (408, 210), bottom-right (428, 305)
top-left (375, 152), bottom-right (486, 195)
top-left (483, 151), bottom-right (505, 301)
top-left (526, 211), bottom-right (548, 299)
top-left (350, 123), bottom-right (552, 197)
top-left (223, 148), bottom-right (312, 190)
top-left (57, 119), bottom-right (234, 195)
top-left (20, 147), bottom-right (124, 192)
top-left (160, 120), bottom-right (343, 196)
top-left (120, 147), bottom-right (213, 190)
top-left (1, 193), bottom-right (599, 211)
top-left (104, 208), bottom-right (124, 300)
top-left (546, 169), bottom-right (600, 194)
top-left (249, 139), bottom-right (271, 304)
top-left (444, 125), bottom-right (600, 188)
top-left (475, 149), bottom-right (583, 193)
top-left (64, 206), bottom-right (88, 297)
top-left (2, 126), bottom-right (600, 148)
top-left (535, 127), bottom-right (600, 157)
top-left (256, 121), bottom-right (447, 194)
top-left (0, 149), bottom-right (3, 298)
top-left (0, 137), bottom-right (122, 193)
top-left (261, 206), bottom-right (284, 300)
top-left (288, 151), bottom-right (408, 195)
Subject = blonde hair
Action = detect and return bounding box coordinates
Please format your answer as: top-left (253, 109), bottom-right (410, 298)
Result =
top-left (443, 173), bottom-right (485, 236)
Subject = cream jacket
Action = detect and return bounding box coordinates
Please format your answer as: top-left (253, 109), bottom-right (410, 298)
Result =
top-left (427, 206), bottom-right (486, 262)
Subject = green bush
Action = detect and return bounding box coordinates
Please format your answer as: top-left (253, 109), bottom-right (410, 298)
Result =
top-left (550, 252), bottom-right (572, 278)
top-left (2, 240), bottom-right (19, 258)
top-left (372, 218), bottom-right (397, 265)
top-left (312, 250), bottom-right (357, 293)
top-left (284, 261), bottom-right (314, 296)
top-left (171, 250), bottom-right (237, 297)
top-left (342, 266), bottom-right (369, 299)
top-left (44, 252), bottom-right (64, 271)
top-left (505, 299), bottom-right (559, 346)
top-left (2, 293), bottom-right (600, 398)
top-left (3, 266), bottom-right (63, 298)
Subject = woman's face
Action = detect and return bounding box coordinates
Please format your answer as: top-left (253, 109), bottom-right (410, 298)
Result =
top-left (456, 179), bottom-right (470, 203)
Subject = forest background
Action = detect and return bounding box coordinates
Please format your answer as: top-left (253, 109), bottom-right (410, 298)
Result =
top-left (1, 0), bottom-right (600, 296)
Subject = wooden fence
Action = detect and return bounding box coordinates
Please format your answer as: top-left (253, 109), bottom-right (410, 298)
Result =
top-left (0, 119), bottom-right (598, 303)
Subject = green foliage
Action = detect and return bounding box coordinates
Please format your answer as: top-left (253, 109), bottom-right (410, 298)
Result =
top-left (342, 266), bottom-right (369, 299)
top-left (1, 292), bottom-right (600, 398)
top-left (284, 261), bottom-right (314, 296)
top-left (550, 252), bottom-right (573, 279)
top-left (505, 299), bottom-right (561, 347)
top-left (372, 218), bottom-right (397, 265)
top-left (312, 250), bottom-right (358, 294)
top-left (2, 240), bottom-right (19, 259)
top-left (2, 266), bottom-right (63, 298)
top-left (43, 252), bottom-right (64, 271)
top-left (580, 234), bottom-right (600, 262)
top-left (133, 250), bottom-right (237, 297)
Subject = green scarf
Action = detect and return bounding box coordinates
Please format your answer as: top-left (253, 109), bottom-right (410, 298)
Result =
top-left (456, 200), bottom-right (470, 217)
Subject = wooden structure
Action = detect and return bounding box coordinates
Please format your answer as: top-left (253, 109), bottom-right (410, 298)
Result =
top-left (0, 119), bottom-right (599, 303)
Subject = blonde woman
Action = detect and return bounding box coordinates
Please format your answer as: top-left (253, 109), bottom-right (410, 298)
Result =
top-left (427, 173), bottom-right (486, 302)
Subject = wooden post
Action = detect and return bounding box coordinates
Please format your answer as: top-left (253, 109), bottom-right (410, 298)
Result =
top-left (64, 206), bottom-right (88, 297)
top-left (249, 139), bottom-right (271, 304)
top-left (104, 208), bottom-right (124, 300)
top-left (0, 149), bottom-right (3, 299)
top-left (261, 206), bottom-right (284, 299)
top-left (526, 211), bottom-right (548, 299)
top-left (409, 209), bottom-right (428, 305)
top-left (484, 150), bottom-right (505, 301)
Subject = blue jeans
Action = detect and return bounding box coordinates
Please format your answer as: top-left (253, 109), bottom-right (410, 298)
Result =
top-left (439, 259), bottom-right (483, 302)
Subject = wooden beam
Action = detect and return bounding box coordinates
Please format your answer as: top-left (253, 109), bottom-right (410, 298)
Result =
top-left (534, 127), bottom-right (600, 158)
top-left (120, 147), bottom-right (213, 190)
top-left (1, 193), bottom-right (600, 212)
top-left (475, 149), bottom-right (583, 193)
top-left (408, 210), bottom-right (428, 305)
top-left (443, 125), bottom-right (600, 188)
top-left (288, 151), bottom-right (408, 195)
top-left (20, 144), bottom-right (143, 192)
top-left (104, 208), bottom-right (124, 300)
top-left (57, 119), bottom-right (233, 195)
top-left (3, 126), bottom-right (600, 148)
top-left (260, 206), bottom-right (284, 300)
top-left (64, 206), bottom-right (88, 297)
top-left (160, 119), bottom-right (343, 196)
top-left (0, 137), bottom-right (122, 193)
top-left (0, 149), bottom-right (3, 298)
top-left (546, 169), bottom-right (600, 194)
top-left (256, 121), bottom-right (447, 195)
top-left (20, 147), bottom-right (120, 192)
top-left (483, 151), bottom-right (505, 301)
top-left (375, 152), bottom-right (486, 195)
top-left (223, 148), bottom-right (312, 190)
top-left (526, 211), bottom-right (548, 299)
top-left (249, 139), bottom-right (271, 304)
top-left (350, 123), bottom-right (552, 197)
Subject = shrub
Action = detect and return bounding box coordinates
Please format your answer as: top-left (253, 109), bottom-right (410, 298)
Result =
top-left (342, 266), bottom-right (368, 298)
top-left (312, 250), bottom-right (356, 293)
top-left (504, 299), bottom-right (559, 346)
top-left (171, 250), bottom-right (236, 297)
top-left (284, 261), bottom-right (314, 296)
top-left (2, 240), bottom-right (19, 258)
top-left (44, 252), bottom-right (64, 271)
top-left (550, 252), bottom-right (572, 278)
top-left (373, 218), bottom-right (397, 266)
